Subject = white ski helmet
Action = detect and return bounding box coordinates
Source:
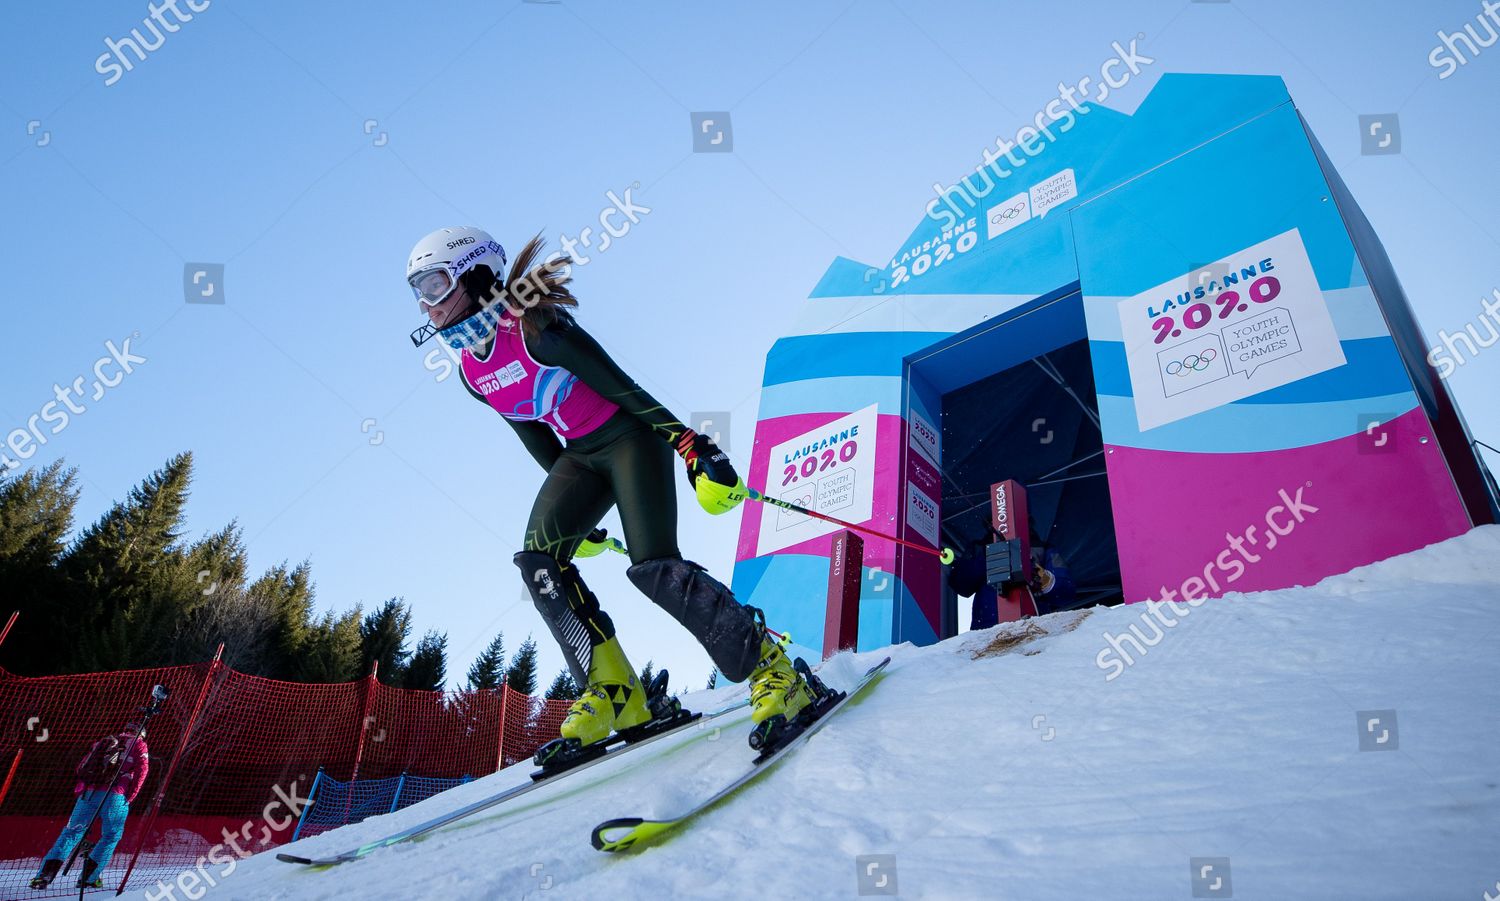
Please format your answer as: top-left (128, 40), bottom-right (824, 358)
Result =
top-left (406, 226), bottom-right (507, 347)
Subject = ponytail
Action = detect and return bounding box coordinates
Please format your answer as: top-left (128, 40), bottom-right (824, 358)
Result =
top-left (489, 232), bottom-right (579, 342)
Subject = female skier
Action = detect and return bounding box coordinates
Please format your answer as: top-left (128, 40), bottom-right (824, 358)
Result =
top-left (404, 226), bottom-right (812, 763)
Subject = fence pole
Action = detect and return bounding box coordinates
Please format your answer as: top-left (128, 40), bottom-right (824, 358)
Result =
top-left (350, 661), bottom-right (379, 784)
top-left (2, 613), bottom-right (29, 808)
top-left (291, 768), bottom-right (324, 843)
top-left (0, 747), bottom-right (22, 809)
top-left (344, 661), bottom-right (379, 829)
top-left (115, 643), bottom-right (224, 895)
top-left (495, 685), bottom-right (511, 772)
top-left (0, 610), bottom-right (17, 651)
top-left (389, 772), bottom-right (407, 814)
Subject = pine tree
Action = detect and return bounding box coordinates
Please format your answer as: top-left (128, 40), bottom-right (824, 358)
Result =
top-left (544, 668), bottom-right (579, 701)
top-left (504, 636), bottom-right (539, 696)
top-left (251, 561), bottom-right (317, 680)
top-left (61, 453), bottom-right (195, 671)
top-left (0, 455), bottom-right (393, 685)
top-left (0, 460), bottom-right (78, 569)
top-left (298, 607), bottom-right (364, 683)
top-left (706, 668), bottom-right (718, 690)
top-left (181, 521), bottom-right (250, 605)
top-left (63, 453), bottom-right (192, 591)
top-left (465, 632), bottom-right (506, 690)
top-left (168, 522), bottom-right (257, 667)
top-left (0, 461), bottom-right (79, 674)
top-left (638, 660), bottom-right (655, 691)
top-left (404, 630), bottom-right (448, 691)
top-left (359, 598), bottom-right (413, 685)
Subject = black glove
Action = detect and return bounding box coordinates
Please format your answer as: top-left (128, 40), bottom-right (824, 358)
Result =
top-left (675, 431), bottom-right (739, 490)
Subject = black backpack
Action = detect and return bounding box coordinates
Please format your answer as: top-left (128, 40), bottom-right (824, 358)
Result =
top-left (77, 734), bottom-right (130, 785)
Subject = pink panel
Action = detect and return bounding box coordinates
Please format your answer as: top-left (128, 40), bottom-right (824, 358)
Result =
top-left (899, 425), bottom-right (944, 633)
top-left (1106, 407), bottom-right (1473, 603)
top-left (735, 412), bottom-right (906, 566)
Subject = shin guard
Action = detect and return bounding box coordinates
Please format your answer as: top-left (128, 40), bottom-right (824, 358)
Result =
top-left (514, 551), bottom-right (614, 688)
top-left (625, 556), bottom-right (764, 682)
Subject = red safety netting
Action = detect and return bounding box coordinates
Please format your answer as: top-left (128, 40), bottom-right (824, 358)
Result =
top-left (0, 650), bottom-right (571, 898)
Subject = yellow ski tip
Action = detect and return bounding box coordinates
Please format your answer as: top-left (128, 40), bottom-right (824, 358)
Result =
top-left (592, 817), bottom-right (675, 852)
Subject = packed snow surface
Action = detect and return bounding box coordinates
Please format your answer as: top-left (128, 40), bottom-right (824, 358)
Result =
top-left (132, 526), bottom-right (1500, 899)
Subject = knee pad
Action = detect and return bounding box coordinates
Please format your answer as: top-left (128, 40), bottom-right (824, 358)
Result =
top-left (514, 550), bottom-right (571, 620)
top-left (514, 550), bottom-right (614, 686)
top-left (625, 557), bottom-right (763, 682)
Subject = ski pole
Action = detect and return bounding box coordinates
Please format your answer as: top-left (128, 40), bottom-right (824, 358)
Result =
top-left (742, 487), bottom-right (956, 564)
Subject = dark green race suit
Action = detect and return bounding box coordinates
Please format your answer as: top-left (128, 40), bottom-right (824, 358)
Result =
top-left (459, 309), bottom-right (763, 687)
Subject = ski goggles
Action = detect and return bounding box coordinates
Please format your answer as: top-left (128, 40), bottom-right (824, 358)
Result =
top-left (409, 266), bottom-right (460, 308)
top-left (408, 240), bottom-right (508, 308)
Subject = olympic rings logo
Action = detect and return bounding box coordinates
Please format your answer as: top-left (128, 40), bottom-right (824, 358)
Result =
top-left (1164, 348), bottom-right (1217, 376)
top-left (990, 202), bottom-right (1027, 224)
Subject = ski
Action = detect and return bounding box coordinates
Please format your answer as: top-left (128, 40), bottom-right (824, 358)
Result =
top-left (275, 697), bottom-right (749, 867)
top-left (590, 656), bottom-right (892, 853)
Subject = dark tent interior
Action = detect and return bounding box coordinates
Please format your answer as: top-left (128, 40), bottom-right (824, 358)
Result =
top-left (938, 337), bottom-right (1124, 613)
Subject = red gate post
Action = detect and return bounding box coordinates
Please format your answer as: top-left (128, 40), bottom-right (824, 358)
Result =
top-left (115, 643), bottom-right (224, 895)
top-left (823, 530), bottom-right (864, 659)
top-left (0, 610), bottom-right (17, 650)
top-left (343, 661), bottom-right (380, 828)
top-left (989, 480), bottom-right (1037, 622)
top-left (0, 611), bottom-right (19, 808)
top-left (495, 685), bottom-right (511, 771)
top-left (0, 747), bottom-right (22, 809)
top-left (349, 661), bottom-right (379, 785)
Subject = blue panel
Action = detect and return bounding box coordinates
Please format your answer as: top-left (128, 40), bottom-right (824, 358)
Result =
top-left (1072, 103), bottom-right (1363, 298)
top-left (731, 552), bottom-right (918, 656)
top-left (885, 210), bottom-right (1081, 299)
top-left (1087, 74), bottom-right (1292, 192)
top-left (731, 553), bottom-right (830, 653)
top-left (857, 576), bottom-right (894, 654)
top-left (758, 376), bottom-right (905, 420)
top-left (764, 332), bottom-right (941, 385)
top-left (887, 102), bottom-right (1130, 290)
top-left (891, 579), bottom-right (938, 647)
top-left (730, 552), bottom-right (773, 601)
top-left (810, 255), bottom-right (886, 298)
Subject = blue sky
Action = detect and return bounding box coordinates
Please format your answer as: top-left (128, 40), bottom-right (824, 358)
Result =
top-left (2, 0), bottom-right (1496, 689)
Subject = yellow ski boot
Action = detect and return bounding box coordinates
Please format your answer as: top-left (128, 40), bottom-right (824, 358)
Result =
top-left (559, 636), bottom-right (653, 747)
top-left (747, 633), bottom-right (817, 752)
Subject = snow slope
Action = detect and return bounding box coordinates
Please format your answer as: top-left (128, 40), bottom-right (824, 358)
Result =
top-left (134, 527), bottom-right (1500, 900)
